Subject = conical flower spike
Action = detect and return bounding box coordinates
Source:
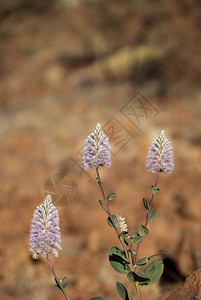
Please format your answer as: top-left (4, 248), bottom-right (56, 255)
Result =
top-left (29, 194), bottom-right (62, 259)
top-left (146, 130), bottom-right (174, 173)
top-left (82, 123), bottom-right (111, 170)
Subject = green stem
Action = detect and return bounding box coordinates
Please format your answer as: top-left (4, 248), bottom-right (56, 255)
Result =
top-left (135, 283), bottom-right (142, 300)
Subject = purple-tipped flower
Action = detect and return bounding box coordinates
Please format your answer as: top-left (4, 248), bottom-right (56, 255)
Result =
top-left (29, 194), bottom-right (61, 259)
top-left (82, 123), bottom-right (111, 170)
top-left (146, 130), bottom-right (174, 173)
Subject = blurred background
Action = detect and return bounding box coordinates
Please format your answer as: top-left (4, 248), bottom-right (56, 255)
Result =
top-left (0, 0), bottom-right (201, 299)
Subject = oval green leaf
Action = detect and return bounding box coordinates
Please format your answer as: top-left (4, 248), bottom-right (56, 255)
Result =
top-left (116, 281), bottom-right (133, 300)
top-left (136, 253), bottom-right (162, 267)
top-left (123, 236), bottom-right (131, 246)
top-left (106, 193), bottom-right (116, 201)
top-left (119, 231), bottom-right (128, 238)
top-left (107, 247), bottom-right (127, 261)
top-left (148, 210), bottom-right (157, 221)
top-left (129, 249), bottom-right (136, 255)
top-left (127, 271), bottom-right (150, 284)
top-left (143, 198), bottom-right (150, 211)
top-left (55, 281), bottom-right (69, 291)
top-left (132, 235), bottom-right (142, 244)
top-left (98, 200), bottom-right (108, 212)
top-left (152, 186), bottom-right (160, 195)
top-left (131, 232), bottom-right (138, 238)
top-left (139, 225), bottom-right (149, 237)
top-left (141, 260), bottom-right (164, 286)
top-left (109, 254), bottom-right (130, 274)
top-left (136, 257), bottom-right (149, 266)
top-left (107, 215), bottom-right (118, 228)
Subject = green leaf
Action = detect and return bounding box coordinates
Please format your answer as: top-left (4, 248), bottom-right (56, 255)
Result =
top-left (141, 260), bottom-right (164, 286)
top-left (136, 257), bottom-right (149, 266)
top-left (152, 186), bottom-right (160, 195)
top-left (131, 232), bottom-right (138, 237)
top-left (131, 235), bottom-right (142, 244)
top-left (139, 225), bottom-right (149, 237)
top-left (90, 297), bottom-right (106, 300)
top-left (55, 282), bottom-right (69, 291)
top-left (106, 193), bottom-right (116, 201)
top-left (127, 271), bottom-right (150, 284)
top-left (147, 253), bottom-right (163, 260)
top-left (129, 249), bottom-right (136, 255)
top-left (136, 253), bottom-right (163, 266)
top-left (124, 236), bottom-right (131, 246)
top-left (148, 210), bottom-right (157, 220)
top-left (143, 198), bottom-right (150, 211)
top-left (119, 231), bottom-right (128, 238)
top-left (107, 247), bottom-right (127, 261)
top-left (63, 283), bottom-right (68, 289)
top-left (109, 254), bottom-right (130, 274)
top-left (116, 281), bottom-right (133, 300)
top-left (107, 215), bottom-right (118, 228)
top-left (99, 200), bottom-right (108, 212)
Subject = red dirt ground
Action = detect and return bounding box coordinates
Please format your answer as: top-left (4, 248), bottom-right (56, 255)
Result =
top-left (0, 1), bottom-right (201, 299)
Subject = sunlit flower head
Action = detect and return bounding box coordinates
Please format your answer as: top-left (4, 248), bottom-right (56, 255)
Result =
top-left (29, 194), bottom-right (61, 259)
top-left (146, 130), bottom-right (174, 173)
top-left (82, 123), bottom-right (111, 170)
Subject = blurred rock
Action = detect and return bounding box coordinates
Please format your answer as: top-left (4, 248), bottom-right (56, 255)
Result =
top-left (166, 268), bottom-right (201, 300)
top-left (177, 226), bottom-right (201, 276)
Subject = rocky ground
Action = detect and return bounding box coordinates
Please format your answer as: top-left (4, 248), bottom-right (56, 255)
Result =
top-left (0, 1), bottom-right (201, 299)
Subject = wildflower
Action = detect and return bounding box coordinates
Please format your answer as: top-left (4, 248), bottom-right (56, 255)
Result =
top-left (146, 130), bottom-right (174, 173)
top-left (29, 194), bottom-right (61, 259)
top-left (116, 215), bottom-right (128, 233)
top-left (82, 123), bottom-right (111, 170)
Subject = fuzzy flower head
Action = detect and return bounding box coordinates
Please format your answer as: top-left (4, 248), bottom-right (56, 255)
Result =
top-left (82, 123), bottom-right (111, 170)
top-left (116, 215), bottom-right (128, 233)
top-left (146, 130), bottom-right (174, 173)
top-left (29, 194), bottom-right (61, 259)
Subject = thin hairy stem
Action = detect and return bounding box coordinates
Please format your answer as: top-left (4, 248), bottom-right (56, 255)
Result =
top-left (133, 172), bottom-right (160, 266)
top-left (145, 172), bottom-right (160, 227)
top-left (46, 255), bottom-right (71, 300)
top-left (135, 283), bottom-right (142, 300)
top-left (96, 167), bottom-right (132, 267)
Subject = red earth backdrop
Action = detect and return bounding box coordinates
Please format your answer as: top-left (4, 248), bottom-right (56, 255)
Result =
top-left (0, 1), bottom-right (201, 299)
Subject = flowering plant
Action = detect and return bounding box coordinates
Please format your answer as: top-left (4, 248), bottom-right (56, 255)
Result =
top-left (28, 123), bottom-right (174, 300)
top-left (83, 124), bottom-right (174, 300)
top-left (29, 194), bottom-right (70, 300)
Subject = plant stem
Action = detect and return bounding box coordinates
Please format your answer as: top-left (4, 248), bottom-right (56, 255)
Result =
top-left (96, 167), bottom-right (132, 267)
top-left (133, 172), bottom-right (160, 267)
top-left (46, 255), bottom-right (71, 300)
top-left (135, 283), bottom-right (142, 300)
top-left (145, 172), bottom-right (160, 227)
top-left (96, 167), bottom-right (120, 237)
